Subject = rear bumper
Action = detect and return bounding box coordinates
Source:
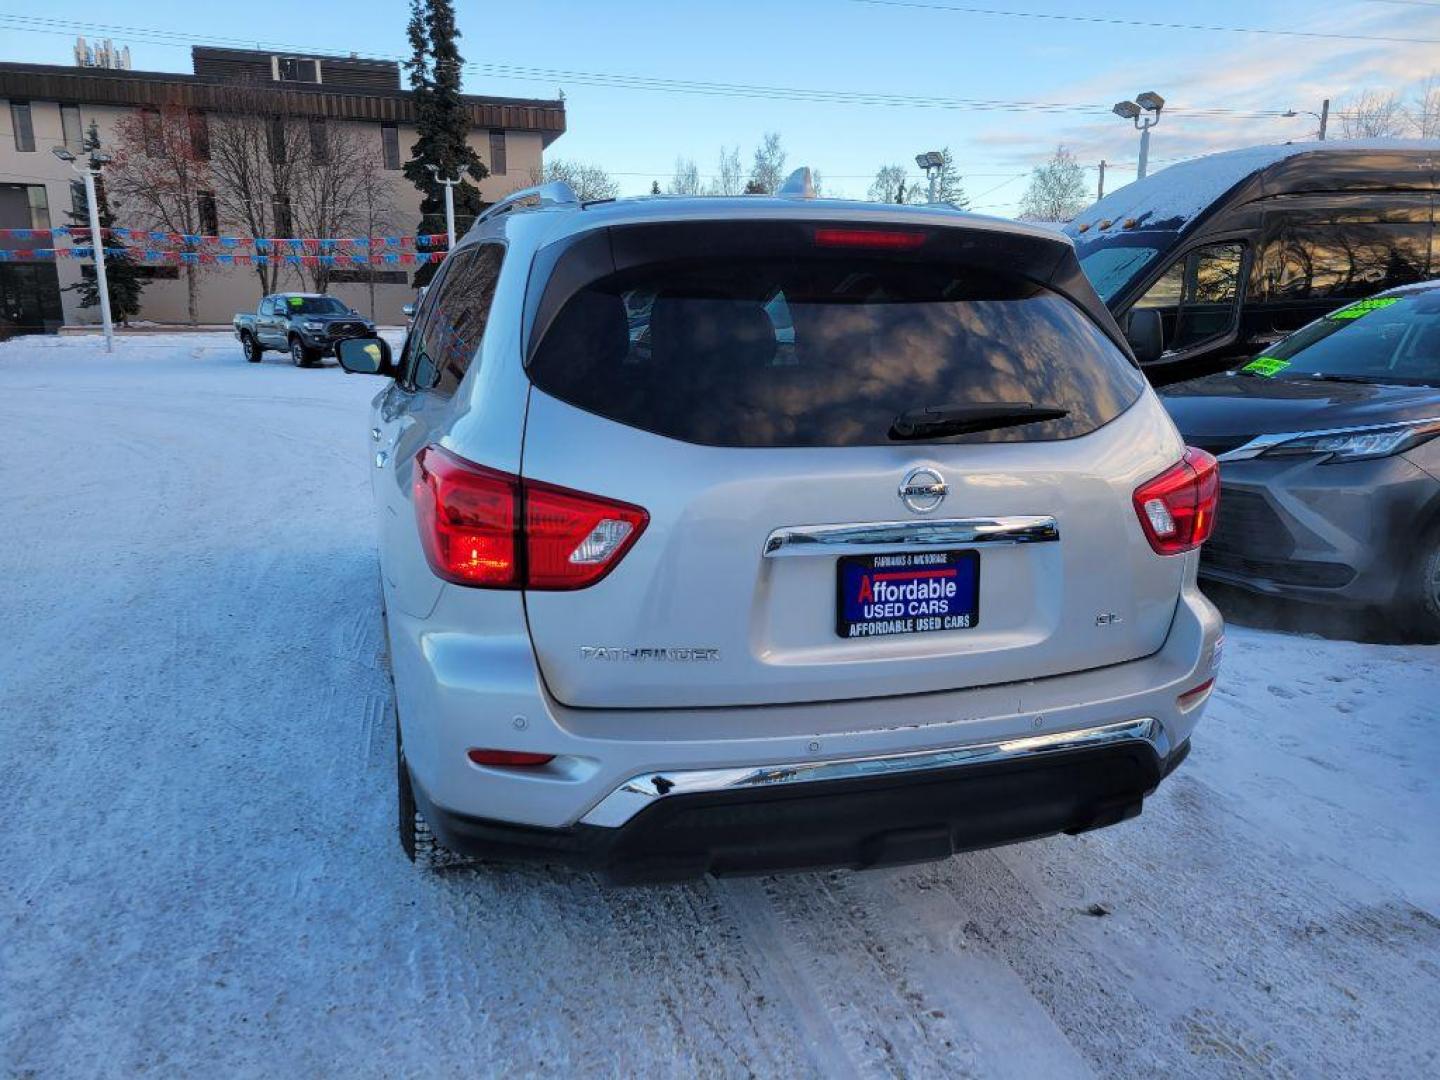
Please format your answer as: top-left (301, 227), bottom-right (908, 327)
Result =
top-left (386, 565), bottom-right (1222, 860)
top-left (413, 731), bottom-right (1191, 884)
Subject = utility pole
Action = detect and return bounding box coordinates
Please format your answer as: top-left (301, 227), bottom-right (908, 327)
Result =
top-left (426, 163), bottom-right (462, 250)
top-left (1097, 159), bottom-right (1107, 201)
top-left (1319, 98), bottom-right (1329, 141)
top-left (52, 141), bottom-right (113, 353)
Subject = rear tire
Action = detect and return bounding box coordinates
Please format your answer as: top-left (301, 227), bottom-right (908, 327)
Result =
top-left (396, 720), bottom-right (473, 871)
top-left (241, 332), bottom-right (261, 363)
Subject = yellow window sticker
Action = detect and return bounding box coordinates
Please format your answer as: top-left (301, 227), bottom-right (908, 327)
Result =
top-left (1241, 356), bottom-right (1290, 377)
top-left (1325, 297), bottom-right (1400, 321)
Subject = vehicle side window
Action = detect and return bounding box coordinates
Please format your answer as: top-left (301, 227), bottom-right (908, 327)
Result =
top-left (1257, 212), bottom-right (1431, 303)
top-left (408, 244), bottom-right (505, 397)
top-left (260, 298), bottom-right (275, 316)
top-left (1135, 242), bottom-right (1243, 352)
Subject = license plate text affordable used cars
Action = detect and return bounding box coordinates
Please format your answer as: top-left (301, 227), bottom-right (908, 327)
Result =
top-left (836, 550), bottom-right (981, 638)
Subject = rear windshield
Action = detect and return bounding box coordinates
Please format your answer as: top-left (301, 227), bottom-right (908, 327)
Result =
top-left (528, 257), bottom-right (1144, 448)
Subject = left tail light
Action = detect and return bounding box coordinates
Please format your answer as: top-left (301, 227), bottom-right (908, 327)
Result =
top-left (1133, 447), bottom-right (1219, 555)
top-left (414, 445), bottom-right (648, 589)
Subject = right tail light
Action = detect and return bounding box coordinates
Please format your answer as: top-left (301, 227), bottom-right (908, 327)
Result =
top-left (1133, 447), bottom-right (1219, 555)
top-left (414, 445), bottom-right (648, 589)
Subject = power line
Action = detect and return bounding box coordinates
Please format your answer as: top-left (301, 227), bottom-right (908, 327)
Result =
top-left (0, 13), bottom-right (1292, 119)
top-left (846, 0), bottom-right (1440, 45)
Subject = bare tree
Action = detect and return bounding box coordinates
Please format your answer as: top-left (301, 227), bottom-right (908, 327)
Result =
top-left (107, 104), bottom-right (211, 326)
top-left (748, 132), bottom-right (787, 195)
top-left (207, 86), bottom-right (309, 296)
top-left (536, 159), bottom-right (620, 201)
top-left (350, 150), bottom-right (400, 319)
top-left (667, 157), bottom-right (701, 195)
top-left (1338, 89), bottom-right (1407, 138)
top-left (867, 164), bottom-right (912, 204)
top-left (710, 145), bottom-right (744, 196)
top-left (1018, 145), bottom-right (1088, 223)
top-left (291, 121), bottom-right (385, 294)
top-left (1407, 75), bottom-right (1440, 138)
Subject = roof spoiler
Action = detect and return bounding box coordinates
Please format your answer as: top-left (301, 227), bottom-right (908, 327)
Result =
top-left (474, 180), bottom-right (581, 228)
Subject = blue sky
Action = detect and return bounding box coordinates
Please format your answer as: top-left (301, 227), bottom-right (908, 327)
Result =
top-left (3, 1), bottom-right (1438, 214)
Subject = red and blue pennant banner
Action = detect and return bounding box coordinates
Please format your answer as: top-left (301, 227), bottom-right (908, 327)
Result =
top-left (0, 247), bottom-right (448, 266)
top-left (0, 226), bottom-right (452, 250)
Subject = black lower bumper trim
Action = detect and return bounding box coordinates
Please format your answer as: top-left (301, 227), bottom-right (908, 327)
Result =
top-left (414, 738), bottom-right (1189, 884)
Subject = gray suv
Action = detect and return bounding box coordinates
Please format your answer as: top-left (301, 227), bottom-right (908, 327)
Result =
top-left (339, 173), bottom-right (1223, 883)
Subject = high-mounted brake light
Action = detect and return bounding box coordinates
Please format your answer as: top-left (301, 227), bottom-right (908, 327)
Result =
top-left (414, 445), bottom-right (648, 589)
top-left (1132, 447), bottom-right (1219, 556)
top-left (813, 227), bottom-right (928, 251)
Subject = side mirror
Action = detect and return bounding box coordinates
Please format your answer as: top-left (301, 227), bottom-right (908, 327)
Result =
top-left (401, 303), bottom-right (416, 318)
top-left (337, 336), bottom-right (396, 377)
top-left (1125, 308), bottom-right (1164, 364)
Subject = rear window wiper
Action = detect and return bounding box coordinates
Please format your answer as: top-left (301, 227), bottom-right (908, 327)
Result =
top-left (889, 402), bottom-right (1070, 441)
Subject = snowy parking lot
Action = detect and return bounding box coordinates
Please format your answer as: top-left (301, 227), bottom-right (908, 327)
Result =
top-left (2, 332), bottom-right (1437, 1078)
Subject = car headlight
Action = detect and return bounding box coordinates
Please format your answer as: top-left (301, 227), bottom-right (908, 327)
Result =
top-left (1261, 418), bottom-right (1440, 463)
top-left (303, 321), bottom-right (324, 331)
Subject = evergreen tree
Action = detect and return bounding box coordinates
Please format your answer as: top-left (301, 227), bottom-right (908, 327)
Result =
top-left (402, 0), bottom-right (488, 285)
top-left (934, 148), bottom-right (968, 208)
top-left (650, 180), bottom-right (661, 195)
top-left (63, 121), bottom-right (146, 324)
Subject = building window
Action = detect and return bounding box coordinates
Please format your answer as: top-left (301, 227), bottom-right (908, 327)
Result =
top-left (273, 194), bottom-right (293, 238)
top-left (381, 122), bottom-right (401, 171)
top-left (309, 117), bottom-right (327, 163)
top-left (197, 190), bottom-right (219, 236)
top-left (488, 130), bottom-right (506, 176)
top-left (267, 116), bottom-right (286, 164)
top-left (328, 269), bottom-right (409, 285)
top-left (61, 105), bottom-right (84, 153)
top-left (70, 179), bottom-right (87, 218)
top-left (277, 57), bottom-right (320, 83)
top-left (26, 184), bottom-right (51, 230)
top-left (140, 107), bottom-right (161, 157)
top-left (10, 102), bottom-right (35, 152)
top-left (189, 110), bottom-right (210, 161)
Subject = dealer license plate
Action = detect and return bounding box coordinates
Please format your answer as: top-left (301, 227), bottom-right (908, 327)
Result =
top-left (835, 550), bottom-right (980, 639)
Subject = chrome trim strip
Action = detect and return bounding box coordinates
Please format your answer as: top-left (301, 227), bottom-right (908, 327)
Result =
top-left (763, 515), bottom-right (1059, 557)
top-left (580, 717), bottom-right (1167, 828)
top-left (1216, 414), bottom-right (1440, 462)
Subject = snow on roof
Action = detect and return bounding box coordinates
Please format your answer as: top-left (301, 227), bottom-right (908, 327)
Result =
top-left (1066, 139), bottom-right (1437, 238)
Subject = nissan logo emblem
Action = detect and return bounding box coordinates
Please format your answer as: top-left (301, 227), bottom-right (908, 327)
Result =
top-left (899, 467), bottom-right (947, 513)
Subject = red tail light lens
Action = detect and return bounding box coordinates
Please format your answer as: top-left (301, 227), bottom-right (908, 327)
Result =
top-left (1133, 447), bottom-right (1220, 555)
top-left (525, 478), bottom-right (649, 590)
top-left (414, 446), bottom-right (520, 587)
top-left (413, 446), bottom-right (648, 590)
top-left (813, 227), bottom-right (928, 250)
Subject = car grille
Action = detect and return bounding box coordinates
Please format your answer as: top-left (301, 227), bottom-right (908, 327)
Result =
top-left (1206, 487), bottom-right (1293, 559)
top-left (1201, 551), bottom-right (1355, 588)
top-left (327, 322), bottom-right (364, 337)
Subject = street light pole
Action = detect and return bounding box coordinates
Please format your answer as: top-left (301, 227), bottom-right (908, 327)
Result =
top-left (53, 143), bottom-right (112, 353)
top-left (1282, 100), bottom-right (1331, 141)
top-left (1098, 159), bottom-right (1106, 201)
top-left (426, 163), bottom-right (462, 249)
top-left (914, 151), bottom-right (945, 206)
top-left (1113, 92), bottom-right (1165, 181)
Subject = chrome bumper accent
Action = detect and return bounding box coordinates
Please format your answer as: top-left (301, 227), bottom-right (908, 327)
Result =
top-left (762, 515), bottom-right (1059, 557)
top-left (579, 717), bottom-right (1168, 828)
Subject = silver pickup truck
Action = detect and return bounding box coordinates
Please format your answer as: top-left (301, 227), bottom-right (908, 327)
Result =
top-left (234, 293), bottom-right (376, 367)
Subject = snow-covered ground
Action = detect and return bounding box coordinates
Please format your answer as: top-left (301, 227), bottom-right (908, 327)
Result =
top-left (2, 333), bottom-right (1437, 1078)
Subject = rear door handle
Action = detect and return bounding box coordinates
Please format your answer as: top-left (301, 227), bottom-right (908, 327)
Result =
top-left (374, 451), bottom-right (388, 468)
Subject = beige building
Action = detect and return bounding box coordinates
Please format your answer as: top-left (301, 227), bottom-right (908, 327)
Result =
top-left (0, 47), bottom-right (566, 332)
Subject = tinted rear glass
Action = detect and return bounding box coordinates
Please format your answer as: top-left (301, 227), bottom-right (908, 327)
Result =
top-left (529, 256), bottom-right (1144, 448)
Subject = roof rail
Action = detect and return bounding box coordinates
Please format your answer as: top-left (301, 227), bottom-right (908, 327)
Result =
top-left (475, 180), bottom-right (580, 227)
top-left (777, 167), bottom-right (817, 199)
